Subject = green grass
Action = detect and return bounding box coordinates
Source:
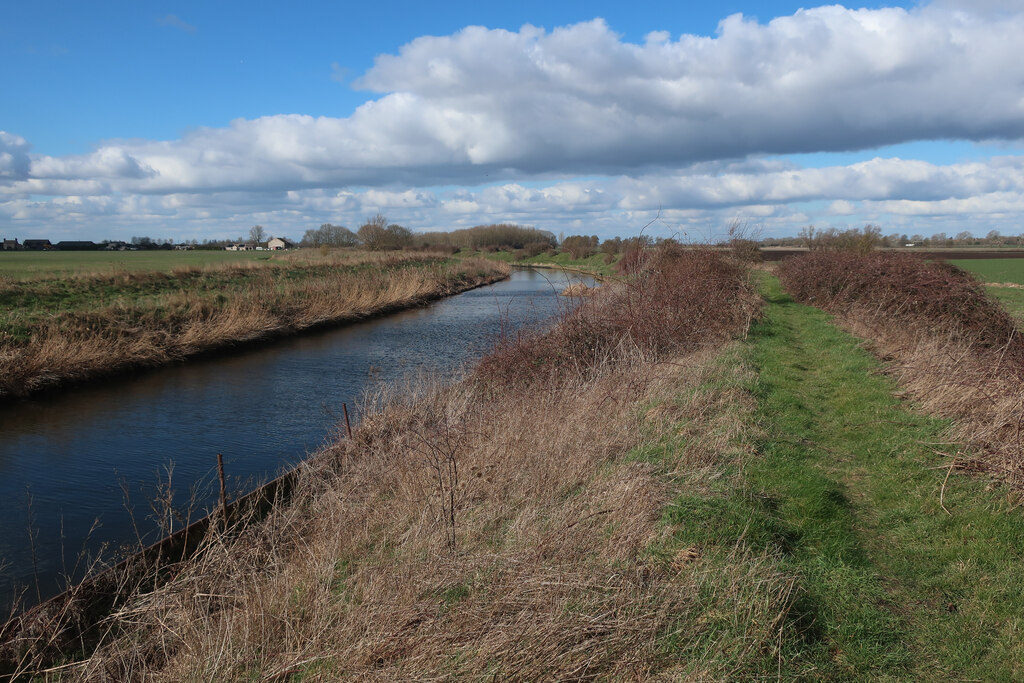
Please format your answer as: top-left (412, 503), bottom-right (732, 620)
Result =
top-left (744, 276), bottom-right (1024, 679)
top-left (948, 257), bottom-right (1024, 284)
top-left (985, 286), bottom-right (1024, 322)
top-left (647, 275), bottom-right (1024, 679)
top-left (0, 249), bottom-right (274, 279)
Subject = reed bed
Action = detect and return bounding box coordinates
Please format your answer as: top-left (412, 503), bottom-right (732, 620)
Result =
top-left (778, 251), bottom-right (1024, 490)
top-left (0, 252), bottom-right (508, 399)
top-left (2, 248), bottom-right (795, 680)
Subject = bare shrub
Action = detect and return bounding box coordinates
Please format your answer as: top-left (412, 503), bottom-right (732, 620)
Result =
top-left (478, 246), bottom-right (759, 388)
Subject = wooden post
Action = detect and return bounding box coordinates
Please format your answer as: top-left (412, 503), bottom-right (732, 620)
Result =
top-left (343, 403), bottom-right (353, 439)
top-left (217, 453), bottom-right (228, 524)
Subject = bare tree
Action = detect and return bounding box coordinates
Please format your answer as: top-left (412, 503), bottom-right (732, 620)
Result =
top-left (357, 214), bottom-right (390, 250)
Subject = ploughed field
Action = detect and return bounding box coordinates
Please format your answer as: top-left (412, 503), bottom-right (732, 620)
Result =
top-left (0, 250), bottom-right (509, 399)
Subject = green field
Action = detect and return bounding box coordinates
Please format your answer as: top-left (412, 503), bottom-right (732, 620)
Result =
top-left (0, 249), bottom-right (276, 279)
top-left (949, 258), bottom-right (1024, 284)
top-left (945, 259), bottom-right (1024, 322)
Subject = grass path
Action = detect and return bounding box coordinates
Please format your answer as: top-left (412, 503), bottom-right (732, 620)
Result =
top-left (740, 276), bottom-right (1024, 679)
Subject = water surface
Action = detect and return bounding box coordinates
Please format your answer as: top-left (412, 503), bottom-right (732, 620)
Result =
top-left (0, 269), bottom-right (591, 609)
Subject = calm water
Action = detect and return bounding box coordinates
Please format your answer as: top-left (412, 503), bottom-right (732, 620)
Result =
top-left (0, 269), bottom-right (592, 609)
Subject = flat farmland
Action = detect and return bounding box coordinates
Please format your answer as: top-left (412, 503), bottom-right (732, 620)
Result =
top-left (0, 249), bottom-right (272, 279)
top-left (949, 257), bottom-right (1024, 285)
top-left (949, 258), bottom-right (1024, 321)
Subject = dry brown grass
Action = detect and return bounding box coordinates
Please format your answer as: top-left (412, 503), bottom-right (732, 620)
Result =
top-left (3, 249), bottom-right (798, 679)
top-left (46, 348), bottom-right (791, 681)
top-left (0, 254), bottom-right (508, 399)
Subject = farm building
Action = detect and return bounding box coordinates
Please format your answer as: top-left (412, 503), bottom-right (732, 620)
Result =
top-left (54, 241), bottom-right (98, 251)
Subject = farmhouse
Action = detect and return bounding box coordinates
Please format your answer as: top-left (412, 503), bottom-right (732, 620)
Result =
top-left (267, 237), bottom-right (291, 250)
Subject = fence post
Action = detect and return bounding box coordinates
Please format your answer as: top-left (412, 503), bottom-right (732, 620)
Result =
top-left (217, 453), bottom-right (228, 524)
top-left (343, 403), bottom-right (353, 439)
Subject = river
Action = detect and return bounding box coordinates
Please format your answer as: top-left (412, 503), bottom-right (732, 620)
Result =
top-left (0, 268), bottom-right (593, 610)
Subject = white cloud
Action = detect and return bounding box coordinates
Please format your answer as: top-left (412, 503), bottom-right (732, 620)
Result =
top-left (0, 132), bottom-right (31, 182)
top-left (5, 4), bottom-right (1024, 239)
top-left (7, 4), bottom-right (1024, 197)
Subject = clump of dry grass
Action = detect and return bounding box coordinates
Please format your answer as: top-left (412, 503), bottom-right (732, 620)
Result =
top-left (0, 254), bottom-right (508, 399)
top-left (559, 282), bottom-right (594, 297)
top-left (778, 251), bottom-right (1024, 489)
top-left (4, 248), bottom-right (796, 680)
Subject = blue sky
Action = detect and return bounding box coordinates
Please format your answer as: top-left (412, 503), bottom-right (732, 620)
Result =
top-left (3, 0), bottom-right (915, 156)
top-left (3, 0), bottom-right (1024, 242)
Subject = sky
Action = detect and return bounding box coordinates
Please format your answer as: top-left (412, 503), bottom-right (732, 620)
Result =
top-left (2, 0), bottom-right (1024, 243)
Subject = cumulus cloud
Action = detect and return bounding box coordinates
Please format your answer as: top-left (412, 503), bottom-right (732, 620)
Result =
top-left (7, 4), bottom-right (1024, 196)
top-left (0, 132), bottom-right (31, 182)
top-left (6, 4), bottom-right (1024, 239)
top-left (32, 146), bottom-right (155, 180)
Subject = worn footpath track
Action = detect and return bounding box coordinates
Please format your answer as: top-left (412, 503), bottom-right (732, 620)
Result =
top-left (745, 276), bottom-right (1024, 679)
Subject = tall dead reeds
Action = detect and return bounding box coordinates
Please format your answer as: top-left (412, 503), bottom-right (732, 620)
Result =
top-left (778, 251), bottom-right (1024, 489)
top-left (0, 253), bottom-right (508, 399)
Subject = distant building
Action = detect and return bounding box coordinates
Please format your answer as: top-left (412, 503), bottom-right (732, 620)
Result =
top-left (1, 238), bottom-right (19, 251)
top-left (55, 241), bottom-right (98, 251)
top-left (23, 239), bottom-right (53, 251)
top-left (267, 237), bottom-right (291, 251)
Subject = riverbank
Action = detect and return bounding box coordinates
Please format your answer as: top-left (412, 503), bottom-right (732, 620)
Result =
top-left (2, 246), bottom-right (764, 679)
top-left (7, 250), bottom-right (1024, 679)
top-left (0, 251), bottom-right (509, 401)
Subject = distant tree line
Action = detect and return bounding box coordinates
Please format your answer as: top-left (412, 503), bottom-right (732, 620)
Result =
top-left (758, 226), bottom-right (1024, 250)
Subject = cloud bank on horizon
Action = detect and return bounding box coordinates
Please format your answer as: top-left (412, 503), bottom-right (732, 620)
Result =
top-left (3, 2), bottom-right (1024, 241)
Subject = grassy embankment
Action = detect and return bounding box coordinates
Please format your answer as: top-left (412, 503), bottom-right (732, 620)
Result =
top-left (734, 275), bottom-right (1024, 679)
top-left (780, 251), bottom-right (1024, 490)
top-left (0, 250), bottom-right (509, 400)
top-left (7, 249), bottom-right (1024, 679)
